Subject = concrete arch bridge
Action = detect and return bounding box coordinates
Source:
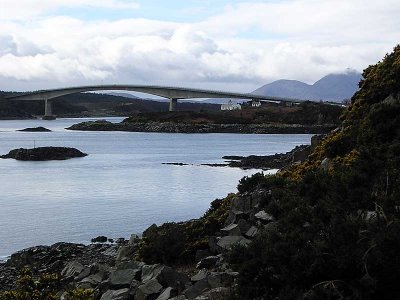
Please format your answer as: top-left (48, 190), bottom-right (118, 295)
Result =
top-left (5, 84), bottom-right (307, 120)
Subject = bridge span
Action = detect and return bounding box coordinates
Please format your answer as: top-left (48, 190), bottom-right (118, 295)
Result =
top-left (4, 84), bottom-right (307, 120)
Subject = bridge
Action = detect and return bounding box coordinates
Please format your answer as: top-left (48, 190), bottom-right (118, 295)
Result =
top-left (4, 84), bottom-right (308, 120)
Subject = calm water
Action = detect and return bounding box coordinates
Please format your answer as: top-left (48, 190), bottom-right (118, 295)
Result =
top-left (0, 117), bottom-right (312, 258)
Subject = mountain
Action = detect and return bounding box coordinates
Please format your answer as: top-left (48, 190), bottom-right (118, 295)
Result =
top-left (104, 92), bottom-right (141, 99)
top-left (252, 70), bottom-right (362, 102)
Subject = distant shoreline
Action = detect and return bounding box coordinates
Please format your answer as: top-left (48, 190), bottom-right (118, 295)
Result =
top-left (67, 119), bottom-right (336, 134)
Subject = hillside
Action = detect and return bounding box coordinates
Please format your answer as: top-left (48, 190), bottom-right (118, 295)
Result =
top-left (253, 70), bottom-right (362, 102)
top-left (225, 46), bottom-right (400, 299)
top-left (0, 92), bottom-right (220, 119)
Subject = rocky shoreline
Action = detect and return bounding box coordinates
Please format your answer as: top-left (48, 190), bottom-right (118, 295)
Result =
top-left (67, 120), bottom-right (336, 134)
top-left (164, 135), bottom-right (324, 171)
top-left (0, 183), bottom-right (276, 299)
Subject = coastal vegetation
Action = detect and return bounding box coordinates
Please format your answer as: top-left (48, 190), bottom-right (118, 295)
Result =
top-left (226, 45), bottom-right (400, 299)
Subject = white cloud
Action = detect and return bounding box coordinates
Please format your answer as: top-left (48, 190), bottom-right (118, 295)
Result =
top-left (0, 0), bottom-right (399, 92)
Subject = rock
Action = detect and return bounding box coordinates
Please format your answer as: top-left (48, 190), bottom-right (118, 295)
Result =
top-left (196, 256), bottom-right (219, 269)
top-left (128, 234), bottom-right (139, 246)
top-left (156, 287), bottom-right (178, 300)
top-left (141, 264), bottom-right (164, 283)
top-left (220, 223), bottom-right (241, 236)
top-left (78, 273), bottom-right (104, 288)
top-left (18, 126), bottom-right (52, 132)
top-left (91, 236), bottom-right (108, 243)
top-left (110, 269), bottom-right (141, 288)
top-left (254, 210), bottom-right (274, 222)
top-left (61, 261), bottom-right (85, 278)
top-left (191, 269), bottom-right (210, 282)
top-left (291, 145), bottom-right (311, 162)
top-left (135, 278), bottom-right (163, 300)
top-left (0, 147), bottom-right (87, 161)
top-left (184, 279), bottom-right (210, 299)
top-left (217, 236), bottom-right (250, 250)
top-left (75, 267), bottom-right (91, 281)
top-left (320, 157), bottom-right (331, 171)
top-left (142, 264), bottom-right (190, 290)
top-left (245, 226), bottom-right (258, 238)
top-left (116, 260), bottom-right (144, 271)
top-left (100, 288), bottom-right (130, 300)
top-left (311, 134), bottom-right (324, 150)
top-left (116, 245), bottom-right (135, 262)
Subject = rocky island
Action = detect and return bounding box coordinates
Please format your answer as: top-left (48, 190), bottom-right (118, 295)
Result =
top-left (0, 147), bottom-right (87, 161)
top-left (17, 126), bottom-right (52, 132)
top-left (67, 102), bottom-right (343, 134)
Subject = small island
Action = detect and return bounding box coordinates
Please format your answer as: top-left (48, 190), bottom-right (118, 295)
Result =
top-left (17, 126), bottom-right (52, 132)
top-left (0, 147), bottom-right (87, 161)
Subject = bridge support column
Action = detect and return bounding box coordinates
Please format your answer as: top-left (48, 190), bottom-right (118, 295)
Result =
top-left (42, 99), bottom-right (56, 120)
top-left (169, 98), bottom-right (178, 112)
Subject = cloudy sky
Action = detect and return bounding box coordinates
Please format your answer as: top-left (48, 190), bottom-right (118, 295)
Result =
top-left (0, 0), bottom-right (399, 92)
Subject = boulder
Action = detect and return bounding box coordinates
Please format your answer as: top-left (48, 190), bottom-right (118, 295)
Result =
top-left (196, 256), bottom-right (219, 269)
top-left (61, 261), bottom-right (85, 278)
top-left (100, 288), bottom-right (130, 300)
top-left (184, 279), bottom-right (210, 299)
top-left (156, 287), bottom-right (178, 300)
top-left (75, 267), bottom-right (91, 281)
top-left (320, 157), bottom-right (331, 171)
top-left (78, 273), bottom-right (104, 288)
top-left (91, 236), bottom-right (108, 243)
top-left (191, 269), bottom-right (210, 282)
top-left (254, 210), bottom-right (274, 222)
top-left (142, 264), bottom-right (190, 290)
top-left (245, 226), bottom-right (258, 238)
top-left (110, 269), bottom-right (141, 288)
top-left (135, 278), bottom-right (163, 300)
top-left (220, 223), bottom-right (241, 236)
top-left (217, 236), bottom-right (250, 250)
top-left (116, 260), bottom-right (144, 271)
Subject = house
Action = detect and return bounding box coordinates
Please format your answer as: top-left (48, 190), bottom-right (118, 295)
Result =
top-left (251, 100), bottom-right (262, 107)
top-left (221, 100), bottom-right (242, 111)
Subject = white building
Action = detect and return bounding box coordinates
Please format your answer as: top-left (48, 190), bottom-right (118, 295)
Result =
top-left (221, 100), bottom-right (242, 111)
top-left (251, 100), bottom-right (262, 107)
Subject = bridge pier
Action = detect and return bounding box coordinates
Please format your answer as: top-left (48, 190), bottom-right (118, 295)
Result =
top-left (42, 99), bottom-right (56, 120)
top-left (169, 98), bottom-right (178, 112)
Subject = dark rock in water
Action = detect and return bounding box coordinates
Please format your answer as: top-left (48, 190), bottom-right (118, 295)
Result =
top-left (18, 126), bottom-right (52, 132)
top-left (92, 236), bottom-right (108, 243)
top-left (0, 147), bottom-right (87, 161)
top-left (162, 162), bottom-right (189, 166)
top-left (224, 144), bottom-right (311, 170)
